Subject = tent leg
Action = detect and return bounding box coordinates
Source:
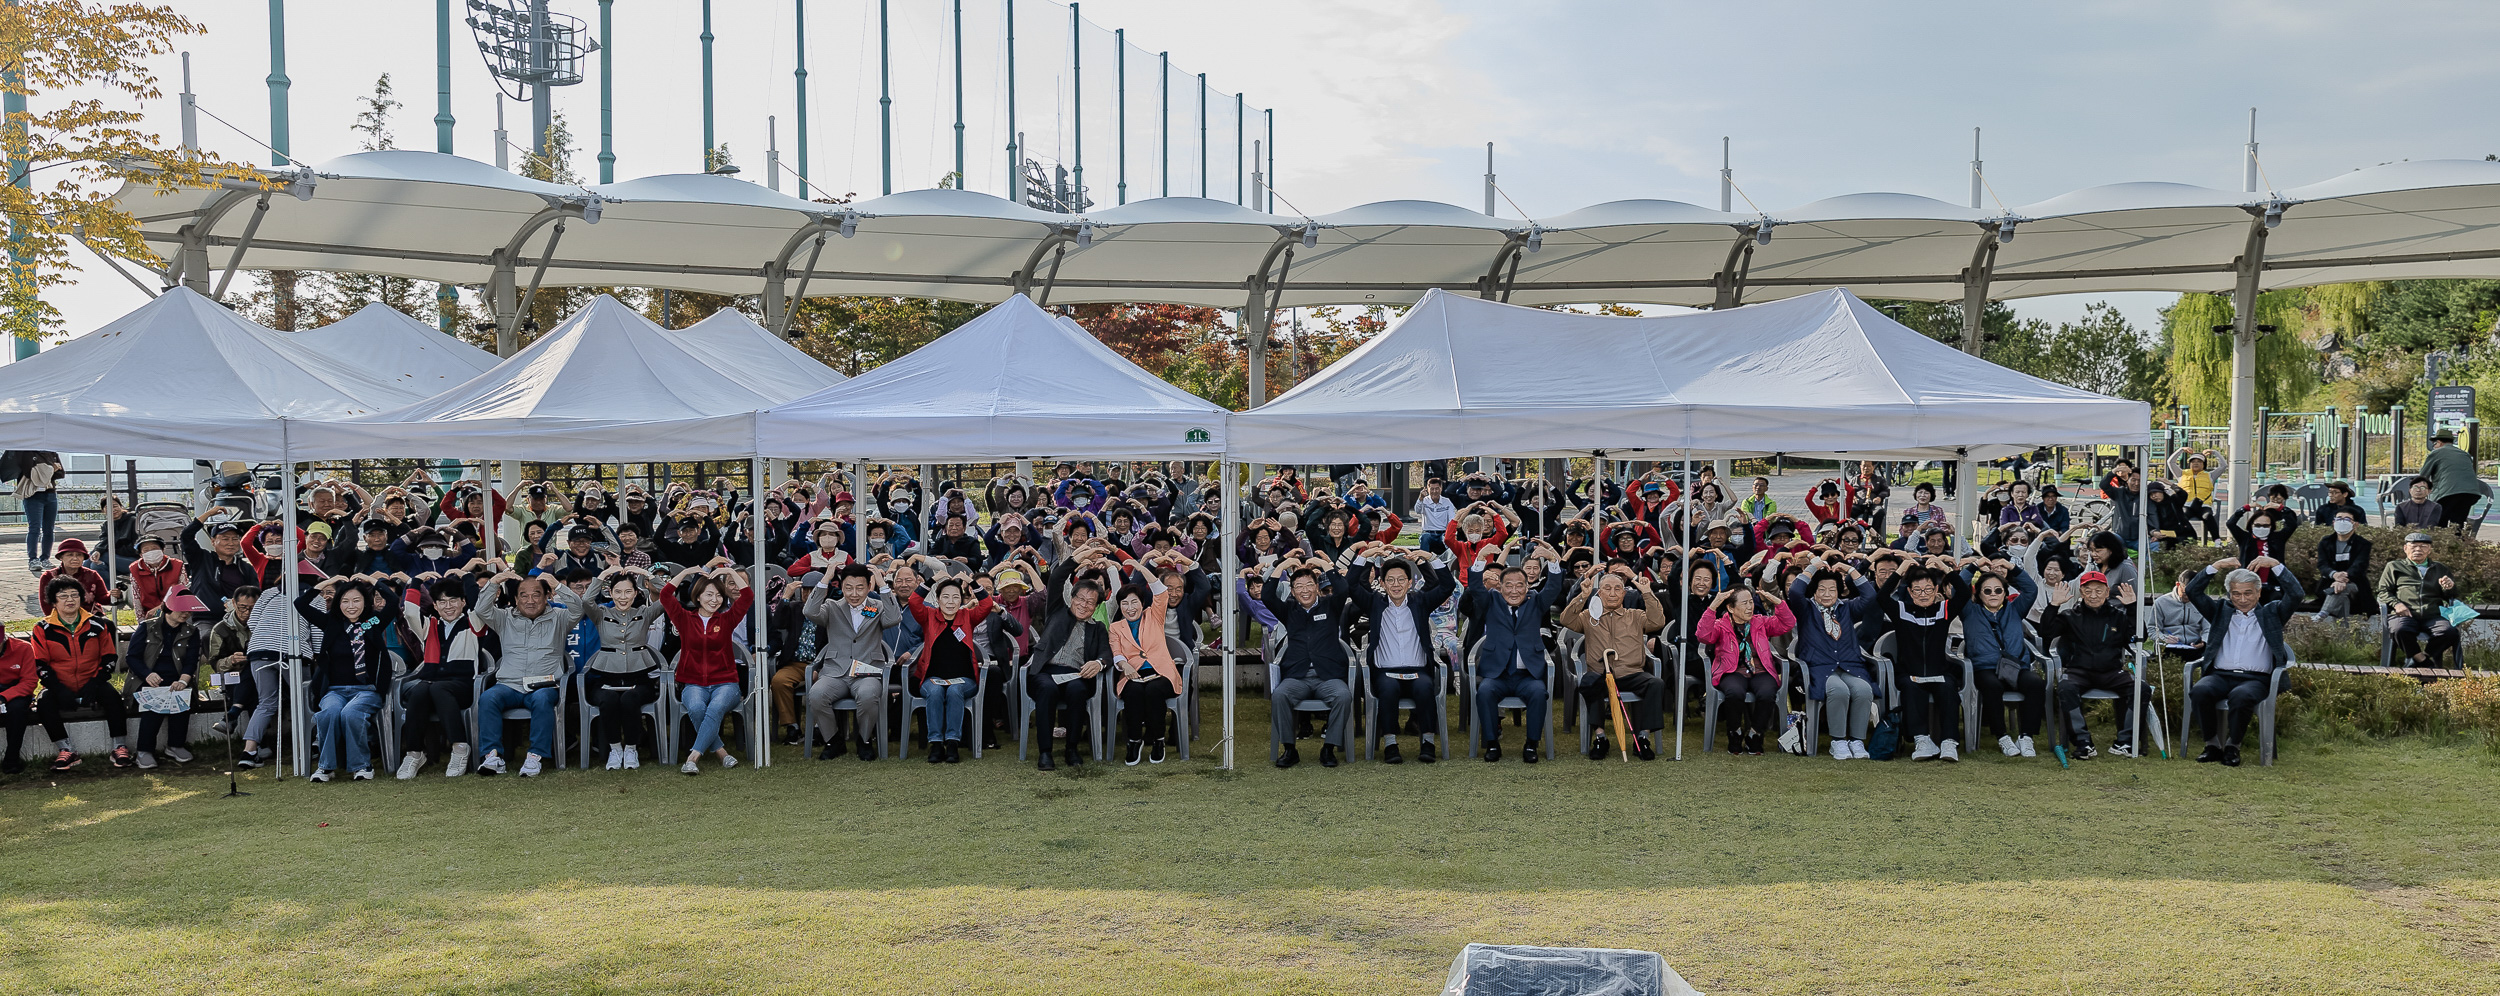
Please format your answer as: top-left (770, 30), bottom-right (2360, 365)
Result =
top-left (1220, 459), bottom-right (1237, 771)
top-left (279, 429), bottom-right (307, 780)
top-left (1676, 449), bottom-right (1691, 761)
top-left (751, 453), bottom-right (771, 769)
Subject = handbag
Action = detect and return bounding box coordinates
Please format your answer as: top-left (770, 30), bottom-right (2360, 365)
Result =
top-left (2439, 600), bottom-right (2480, 628)
top-left (1865, 707), bottom-right (1902, 760)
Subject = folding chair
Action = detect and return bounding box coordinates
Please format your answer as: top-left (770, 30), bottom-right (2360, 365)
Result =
top-left (2045, 636), bottom-right (2168, 757)
top-left (575, 667), bottom-right (671, 768)
top-left (899, 659), bottom-right (988, 759)
top-left (1017, 659), bottom-right (1108, 762)
top-left (1462, 644), bottom-right (1555, 756)
top-left (669, 646), bottom-right (760, 762)
top-left (1359, 638), bottom-right (1452, 762)
top-left (1103, 636), bottom-right (1195, 760)
top-left (1571, 650), bottom-right (1663, 758)
top-left (800, 658), bottom-right (892, 760)
top-left (1266, 659), bottom-right (1340, 763)
top-left (1700, 637), bottom-right (1793, 753)
top-left (2183, 655), bottom-right (2287, 767)
top-left (1959, 632), bottom-right (2042, 756)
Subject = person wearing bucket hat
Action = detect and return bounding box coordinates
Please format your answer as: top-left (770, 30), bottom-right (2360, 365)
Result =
top-left (2378, 532), bottom-right (2462, 670)
top-left (125, 586), bottom-right (208, 768)
top-left (37, 538), bottom-right (109, 616)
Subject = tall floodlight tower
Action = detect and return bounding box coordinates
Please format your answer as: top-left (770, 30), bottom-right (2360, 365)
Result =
top-left (464, 0), bottom-right (597, 164)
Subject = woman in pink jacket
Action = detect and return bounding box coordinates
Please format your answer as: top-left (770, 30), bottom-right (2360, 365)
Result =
top-left (1695, 587), bottom-right (1796, 755)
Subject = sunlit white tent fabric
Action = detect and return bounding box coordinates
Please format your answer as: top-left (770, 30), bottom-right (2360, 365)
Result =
top-left (1227, 288), bottom-right (2149, 464)
top-left (290, 302), bottom-right (500, 395)
top-left (755, 294), bottom-right (1227, 462)
top-left (670, 309), bottom-right (846, 403)
top-left (0, 288), bottom-right (432, 460)
top-left (287, 295), bottom-right (776, 461)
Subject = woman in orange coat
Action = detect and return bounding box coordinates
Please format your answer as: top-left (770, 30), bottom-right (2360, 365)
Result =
top-left (1107, 557), bottom-right (1185, 764)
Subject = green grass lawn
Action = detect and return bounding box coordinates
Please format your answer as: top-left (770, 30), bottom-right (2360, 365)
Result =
top-left (6, 704), bottom-right (2499, 995)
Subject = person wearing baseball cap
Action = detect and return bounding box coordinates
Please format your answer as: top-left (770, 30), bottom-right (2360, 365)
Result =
top-left (2038, 568), bottom-right (2148, 759)
top-left (2377, 532), bottom-right (2461, 670)
top-left (125, 586), bottom-right (210, 768)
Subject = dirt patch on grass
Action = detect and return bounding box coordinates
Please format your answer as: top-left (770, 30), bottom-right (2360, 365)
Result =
top-left (2361, 883), bottom-right (2500, 962)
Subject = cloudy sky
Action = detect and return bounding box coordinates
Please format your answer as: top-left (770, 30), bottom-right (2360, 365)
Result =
top-left (37, 0), bottom-right (2500, 343)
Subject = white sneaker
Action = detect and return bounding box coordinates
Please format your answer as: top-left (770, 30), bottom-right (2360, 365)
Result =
top-left (164, 747), bottom-right (193, 764)
top-left (1848, 740), bottom-right (1870, 759)
top-left (135, 751), bottom-right (158, 769)
top-left (681, 756), bottom-right (701, 775)
top-left (476, 751), bottom-right (506, 776)
top-left (2017, 735), bottom-right (2038, 758)
top-left (1828, 740), bottom-right (1849, 761)
top-left (446, 743), bottom-right (471, 778)
top-left (1998, 735), bottom-right (2019, 757)
top-left (309, 768), bottom-right (333, 783)
top-left (395, 751), bottom-right (425, 780)
top-left (351, 767), bottom-right (374, 781)
top-left (719, 753), bottom-right (739, 769)
top-left (2111, 743), bottom-right (2140, 758)
top-left (1939, 739), bottom-right (1961, 763)
top-left (518, 754), bottom-right (543, 777)
top-left (622, 745), bottom-right (641, 770)
top-left (604, 745), bottom-right (624, 771)
top-left (1910, 735), bottom-right (1939, 761)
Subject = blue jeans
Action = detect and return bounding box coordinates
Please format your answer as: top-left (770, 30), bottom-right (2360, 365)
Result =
top-left (1476, 669), bottom-right (1550, 742)
top-left (314, 685), bottom-right (382, 773)
top-left (477, 683), bottom-right (560, 760)
top-left (1419, 530), bottom-right (1447, 555)
top-left (22, 490), bottom-right (56, 561)
top-left (919, 677), bottom-right (973, 743)
top-left (680, 682), bottom-right (740, 755)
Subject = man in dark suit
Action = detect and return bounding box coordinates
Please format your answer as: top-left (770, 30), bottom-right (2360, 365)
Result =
top-left (1344, 542), bottom-right (1457, 764)
top-left (1262, 554), bottom-right (1357, 768)
top-left (1460, 538), bottom-right (1567, 763)
top-left (2182, 556), bottom-right (2304, 767)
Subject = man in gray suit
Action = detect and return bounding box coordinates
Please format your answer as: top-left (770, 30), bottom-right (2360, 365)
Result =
top-left (804, 564), bottom-right (902, 760)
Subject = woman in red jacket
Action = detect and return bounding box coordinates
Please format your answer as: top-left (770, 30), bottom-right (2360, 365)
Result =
top-left (663, 565), bottom-right (752, 775)
top-left (1696, 587), bottom-right (1797, 755)
top-left (0, 628), bottom-right (36, 774)
top-left (905, 575), bottom-right (997, 764)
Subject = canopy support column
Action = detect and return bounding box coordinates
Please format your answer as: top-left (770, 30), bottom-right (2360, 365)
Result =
top-left (1218, 459), bottom-right (1237, 770)
top-left (210, 192), bottom-right (276, 301)
top-left (279, 421), bottom-right (307, 780)
top-left (1010, 230), bottom-right (1078, 299)
top-left (174, 189), bottom-right (258, 295)
top-left (1710, 228), bottom-right (1758, 309)
top-left (1477, 233), bottom-right (1527, 302)
top-left (771, 234), bottom-right (830, 338)
top-left (1241, 227), bottom-right (1304, 408)
top-left (1675, 449), bottom-right (1691, 761)
top-left (2226, 213), bottom-right (2271, 510)
top-left (1960, 232), bottom-right (1999, 355)
top-left (488, 203), bottom-right (591, 357)
top-left (760, 261), bottom-right (786, 333)
top-left (750, 443), bottom-right (771, 768)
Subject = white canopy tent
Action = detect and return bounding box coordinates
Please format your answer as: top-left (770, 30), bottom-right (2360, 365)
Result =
top-left (670, 308), bottom-right (847, 404)
top-left (287, 294), bottom-right (777, 462)
top-left (1227, 287), bottom-right (2151, 464)
top-left (753, 293), bottom-right (1227, 462)
top-left (290, 302), bottom-right (500, 395)
top-left (0, 287), bottom-right (432, 461)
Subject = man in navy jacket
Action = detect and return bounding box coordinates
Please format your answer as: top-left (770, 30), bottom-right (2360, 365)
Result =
top-left (1460, 539), bottom-right (1566, 763)
top-left (2182, 556), bottom-right (2304, 766)
top-left (1262, 555), bottom-right (1356, 768)
top-left (1345, 542), bottom-right (1457, 764)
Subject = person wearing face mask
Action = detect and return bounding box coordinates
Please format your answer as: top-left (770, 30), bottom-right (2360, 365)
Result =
top-left (1962, 558), bottom-right (2043, 758)
top-left (1561, 565), bottom-right (1669, 761)
top-left (2312, 511), bottom-right (2374, 620)
top-left (2225, 485), bottom-right (2300, 565)
top-left (390, 525), bottom-right (477, 578)
top-left (1881, 556), bottom-right (1973, 762)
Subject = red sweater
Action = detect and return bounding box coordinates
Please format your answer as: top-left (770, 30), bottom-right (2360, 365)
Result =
top-left (662, 587), bottom-right (753, 687)
top-left (0, 634), bottom-right (36, 700)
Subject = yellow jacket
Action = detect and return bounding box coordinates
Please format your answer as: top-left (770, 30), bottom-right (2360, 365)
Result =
top-left (2179, 469), bottom-right (2213, 502)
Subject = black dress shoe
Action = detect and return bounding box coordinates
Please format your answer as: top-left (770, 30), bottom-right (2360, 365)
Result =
top-left (1382, 743), bottom-right (1404, 765)
top-left (925, 743), bottom-right (945, 764)
top-left (856, 740), bottom-right (877, 760)
top-left (1522, 741), bottom-right (1540, 764)
top-left (1482, 743), bottom-right (1501, 763)
top-left (1275, 744), bottom-right (1300, 769)
top-left (1635, 734), bottom-right (1656, 761)
top-left (822, 738), bottom-right (849, 759)
top-left (1417, 740), bottom-right (1438, 764)
top-left (944, 741), bottom-right (963, 764)
top-left (2221, 744), bottom-right (2242, 767)
top-left (1588, 732), bottom-right (1609, 760)
top-left (1038, 752), bottom-right (1056, 772)
top-left (1065, 743), bottom-right (1083, 767)
top-left (1320, 744), bottom-right (1339, 768)
top-left (2195, 744), bottom-right (2224, 763)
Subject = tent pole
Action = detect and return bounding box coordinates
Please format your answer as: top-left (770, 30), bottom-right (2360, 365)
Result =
top-left (1952, 449), bottom-right (1972, 556)
top-left (751, 446), bottom-right (770, 768)
top-left (1676, 449), bottom-right (1690, 761)
top-left (1219, 458), bottom-right (1237, 770)
top-left (280, 421), bottom-right (306, 779)
top-left (851, 462), bottom-right (867, 562)
top-left (2136, 430), bottom-right (2151, 759)
top-left (1589, 449), bottom-right (1603, 753)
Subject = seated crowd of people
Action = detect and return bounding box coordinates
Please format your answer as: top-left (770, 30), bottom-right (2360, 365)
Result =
top-left (0, 448), bottom-right (2479, 778)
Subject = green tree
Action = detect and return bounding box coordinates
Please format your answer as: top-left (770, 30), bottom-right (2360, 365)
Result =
top-left (2160, 291), bottom-right (2319, 425)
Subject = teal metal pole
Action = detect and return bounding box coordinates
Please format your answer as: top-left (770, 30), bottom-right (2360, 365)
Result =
top-left (1114, 29), bottom-right (1125, 205)
top-left (795, 0), bottom-right (809, 190)
top-left (1197, 73), bottom-right (1206, 198)
top-left (878, 0), bottom-right (891, 195)
top-left (700, 0), bottom-right (715, 168)
top-left (1069, 4), bottom-right (1081, 203)
top-left (267, 0), bottom-right (291, 166)
top-left (597, 0), bottom-right (615, 182)
top-left (6, 0), bottom-right (34, 358)
top-left (1158, 51), bottom-right (1168, 198)
top-left (435, 0), bottom-right (456, 153)
top-left (1004, 0), bottom-right (1017, 199)
top-left (950, 0), bottom-right (962, 186)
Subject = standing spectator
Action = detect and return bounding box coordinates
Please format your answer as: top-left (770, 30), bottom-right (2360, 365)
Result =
top-left (1412, 478), bottom-right (1457, 556)
top-left (2418, 428), bottom-right (2483, 532)
top-left (2100, 459), bottom-right (2140, 550)
top-left (15, 451), bottom-right (63, 570)
top-left (2377, 533), bottom-right (2461, 670)
top-left (2225, 486), bottom-right (2300, 565)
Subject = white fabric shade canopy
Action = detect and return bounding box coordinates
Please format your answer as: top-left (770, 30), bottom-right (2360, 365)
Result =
top-left (287, 294), bottom-right (777, 461)
top-left (0, 288), bottom-right (433, 461)
top-left (670, 308), bottom-right (847, 403)
top-left (754, 294), bottom-right (1227, 462)
top-left (1227, 287), bottom-right (2150, 464)
top-left (289, 302), bottom-right (500, 395)
top-left (116, 151), bottom-right (2500, 309)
